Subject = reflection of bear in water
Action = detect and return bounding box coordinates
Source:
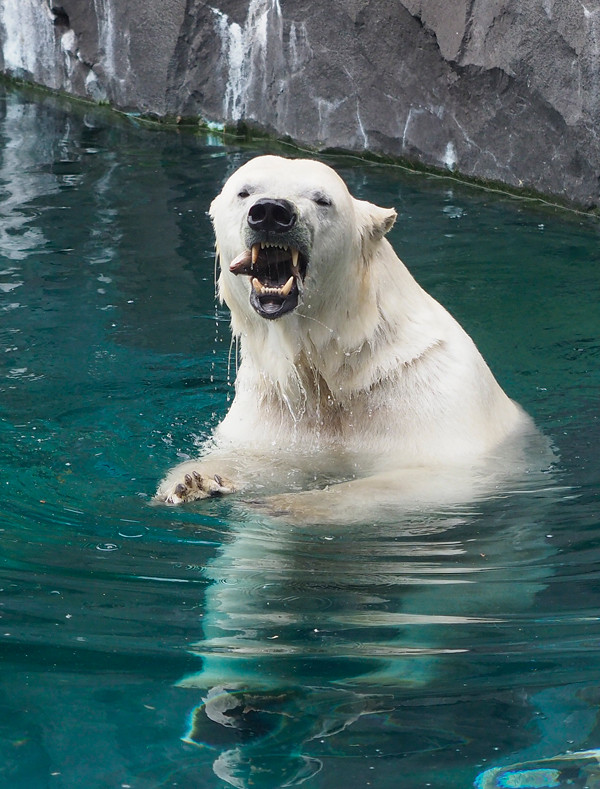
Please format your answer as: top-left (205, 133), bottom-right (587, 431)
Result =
top-left (157, 155), bottom-right (548, 521)
top-left (176, 501), bottom-right (574, 789)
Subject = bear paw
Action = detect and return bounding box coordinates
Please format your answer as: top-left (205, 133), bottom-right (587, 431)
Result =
top-left (158, 471), bottom-right (235, 505)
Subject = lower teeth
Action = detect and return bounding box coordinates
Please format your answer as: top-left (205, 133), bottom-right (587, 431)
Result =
top-left (251, 275), bottom-right (295, 297)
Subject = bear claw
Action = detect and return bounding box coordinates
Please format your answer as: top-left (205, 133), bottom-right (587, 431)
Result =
top-left (158, 469), bottom-right (235, 505)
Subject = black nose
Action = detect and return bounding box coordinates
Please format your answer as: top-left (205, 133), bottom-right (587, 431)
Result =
top-left (247, 198), bottom-right (297, 232)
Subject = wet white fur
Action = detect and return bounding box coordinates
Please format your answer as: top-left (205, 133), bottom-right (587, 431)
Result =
top-left (157, 155), bottom-right (538, 515)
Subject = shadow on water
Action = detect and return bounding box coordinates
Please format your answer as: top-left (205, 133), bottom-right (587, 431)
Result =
top-left (0, 83), bottom-right (599, 788)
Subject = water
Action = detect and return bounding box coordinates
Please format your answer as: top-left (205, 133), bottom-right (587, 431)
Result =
top-left (0, 83), bottom-right (599, 789)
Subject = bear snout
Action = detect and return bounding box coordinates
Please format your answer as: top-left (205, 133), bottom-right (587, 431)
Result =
top-left (247, 198), bottom-right (297, 233)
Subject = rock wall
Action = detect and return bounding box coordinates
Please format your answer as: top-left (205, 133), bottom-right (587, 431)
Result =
top-left (2, 0), bottom-right (600, 207)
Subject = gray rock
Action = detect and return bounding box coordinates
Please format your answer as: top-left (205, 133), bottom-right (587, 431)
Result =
top-left (1, 0), bottom-right (599, 207)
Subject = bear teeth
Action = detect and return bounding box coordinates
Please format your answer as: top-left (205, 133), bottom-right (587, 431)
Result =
top-left (250, 243), bottom-right (298, 270)
top-left (252, 276), bottom-right (294, 297)
top-left (291, 248), bottom-right (300, 278)
top-left (259, 242), bottom-right (289, 250)
top-left (281, 275), bottom-right (295, 296)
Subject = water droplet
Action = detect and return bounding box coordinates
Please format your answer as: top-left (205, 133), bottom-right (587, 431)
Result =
top-left (96, 543), bottom-right (118, 551)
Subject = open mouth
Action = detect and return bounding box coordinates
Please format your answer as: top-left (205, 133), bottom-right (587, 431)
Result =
top-left (229, 243), bottom-right (307, 320)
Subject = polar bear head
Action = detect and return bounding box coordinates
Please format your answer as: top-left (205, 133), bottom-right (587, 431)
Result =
top-left (210, 156), bottom-right (397, 328)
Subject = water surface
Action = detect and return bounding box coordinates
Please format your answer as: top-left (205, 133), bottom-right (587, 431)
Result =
top-left (0, 85), bottom-right (599, 788)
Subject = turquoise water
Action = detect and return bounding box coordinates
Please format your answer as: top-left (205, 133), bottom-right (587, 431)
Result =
top-left (0, 84), bottom-right (599, 788)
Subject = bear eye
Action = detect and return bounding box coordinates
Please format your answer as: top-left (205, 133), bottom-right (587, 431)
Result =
top-left (313, 193), bottom-right (332, 207)
top-left (238, 188), bottom-right (251, 199)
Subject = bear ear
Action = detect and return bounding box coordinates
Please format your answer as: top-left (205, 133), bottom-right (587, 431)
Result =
top-left (354, 199), bottom-right (397, 259)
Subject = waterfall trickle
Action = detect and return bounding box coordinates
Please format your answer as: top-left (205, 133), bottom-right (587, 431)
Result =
top-left (210, 0), bottom-right (284, 123)
top-left (0, 0), bottom-right (131, 105)
top-left (1, 0), bottom-right (59, 86)
top-left (92, 0), bottom-right (129, 95)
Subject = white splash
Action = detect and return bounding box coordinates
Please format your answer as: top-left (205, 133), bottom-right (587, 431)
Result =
top-left (443, 141), bottom-right (457, 170)
top-left (401, 107), bottom-right (425, 150)
top-left (94, 0), bottom-right (116, 76)
top-left (211, 0), bottom-right (284, 122)
top-left (289, 22), bottom-right (301, 69)
top-left (1, 0), bottom-right (58, 86)
top-left (0, 0), bottom-right (127, 101)
top-left (92, 0), bottom-right (131, 99)
top-left (578, 1), bottom-right (600, 117)
top-left (356, 99), bottom-right (369, 148)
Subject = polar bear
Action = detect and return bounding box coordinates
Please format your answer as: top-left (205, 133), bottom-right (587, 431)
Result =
top-left (156, 155), bottom-right (545, 520)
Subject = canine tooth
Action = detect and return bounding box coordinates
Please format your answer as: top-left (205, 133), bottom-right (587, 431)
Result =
top-left (291, 248), bottom-right (300, 277)
top-left (252, 244), bottom-right (259, 264)
top-left (251, 277), bottom-right (263, 293)
top-left (281, 276), bottom-right (294, 296)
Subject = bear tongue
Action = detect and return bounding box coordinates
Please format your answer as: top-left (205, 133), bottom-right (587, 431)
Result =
top-left (229, 249), bottom-right (253, 274)
top-left (259, 298), bottom-right (285, 315)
